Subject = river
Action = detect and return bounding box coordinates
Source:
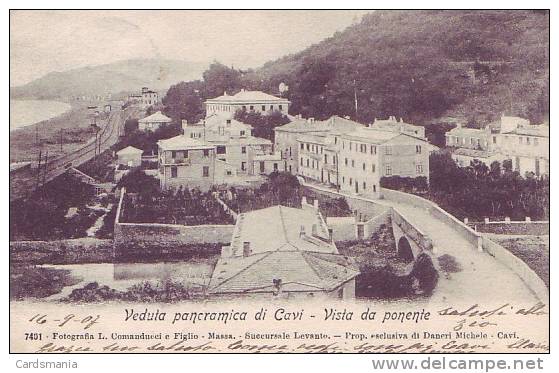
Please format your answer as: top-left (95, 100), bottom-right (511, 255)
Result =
top-left (10, 99), bottom-right (72, 131)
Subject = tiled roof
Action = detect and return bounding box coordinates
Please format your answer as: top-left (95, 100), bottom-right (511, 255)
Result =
top-left (342, 128), bottom-right (429, 145)
top-left (139, 111), bottom-right (172, 123)
top-left (158, 135), bottom-right (214, 151)
top-left (208, 250), bottom-right (359, 294)
top-left (206, 90), bottom-right (289, 103)
top-left (228, 205), bottom-right (335, 257)
top-left (116, 146), bottom-right (143, 155)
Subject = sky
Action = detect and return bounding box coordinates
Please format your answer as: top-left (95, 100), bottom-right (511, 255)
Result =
top-left (10, 10), bottom-right (371, 87)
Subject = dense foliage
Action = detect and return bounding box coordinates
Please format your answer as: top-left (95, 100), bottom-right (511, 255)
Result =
top-left (221, 172), bottom-right (303, 213)
top-left (119, 172), bottom-right (234, 225)
top-left (383, 151), bottom-right (549, 221)
top-left (233, 109), bottom-right (290, 141)
top-left (10, 175), bottom-right (98, 240)
top-left (162, 11), bottom-right (548, 128)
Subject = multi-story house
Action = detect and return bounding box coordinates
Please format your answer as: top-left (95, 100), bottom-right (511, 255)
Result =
top-left (446, 116), bottom-right (549, 176)
top-left (336, 128), bottom-right (430, 197)
top-left (138, 111), bottom-right (172, 131)
top-left (274, 115), bottom-right (362, 175)
top-left (204, 89), bottom-right (290, 118)
top-left (140, 87), bottom-right (159, 109)
top-left (157, 135), bottom-right (216, 191)
top-left (208, 204), bottom-right (359, 299)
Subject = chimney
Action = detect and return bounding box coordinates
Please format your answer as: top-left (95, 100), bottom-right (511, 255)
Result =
top-left (241, 88), bottom-right (245, 92)
top-left (308, 117), bottom-right (315, 123)
top-left (224, 91), bottom-right (228, 96)
top-left (301, 196), bottom-right (308, 206)
top-left (299, 225), bottom-right (306, 237)
top-left (311, 224), bottom-right (317, 236)
top-left (243, 242), bottom-right (251, 257)
top-left (456, 123), bottom-right (462, 129)
top-left (328, 228), bottom-right (334, 243)
top-left (313, 199), bottom-right (319, 209)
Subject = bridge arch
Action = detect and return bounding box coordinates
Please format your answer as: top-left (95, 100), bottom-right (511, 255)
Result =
top-left (397, 237), bottom-right (414, 263)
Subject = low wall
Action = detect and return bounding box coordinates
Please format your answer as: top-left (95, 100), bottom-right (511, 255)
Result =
top-left (391, 207), bottom-right (433, 252)
top-left (381, 188), bottom-right (482, 251)
top-left (115, 222), bottom-right (234, 246)
top-left (114, 188), bottom-right (235, 249)
top-left (362, 208), bottom-right (392, 238)
top-left (471, 221), bottom-right (549, 235)
top-left (482, 237), bottom-right (549, 303)
top-left (10, 238), bottom-right (114, 264)
top-left (326, 216), bottom-right (357, 242)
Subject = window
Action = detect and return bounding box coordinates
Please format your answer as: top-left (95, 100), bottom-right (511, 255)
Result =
top-left (373, 185), bottom-right (377, 193)
top-left (363, 181), bottom-right (366, 190)
top-left (416, 164), bottom-right (424, 174)
top-left (416, 145), bottom-right (422, 154)
top-left (362, 163), bottom-right (366, 171)
top-left (278, 105), bottom-right (282, 111)
top-left (385, 164), bottom-right (392, 176)
top-left (526, 137), bottom-right (531, 145)
top-left (249, 105), bottom-right (254, 111)
top-left (240, 130), bottom-right (246, 137)
top-left (171, 151), bottom-right (176, 159)
top-left (351, 160), bottom-right (355, 168)
top-left (534, 138), bottom-right (539, 146)
top-left (262, 105), bottom-right (266, 111)
top-left (241, 162), bottom-right (246, 171)
top-left (301, 143), bottom-right (304, 150)
top-left (203, 149), bottom-right (210, 157)
top-left (345, 158), bottom-right (348, 166)
top-left (203, 166), bottom-right (209, 177)
top-left (171, 166), bottom-right (177, 178)
top-left (370, 145), bottom-right (376, 154)
top-left (216, 146), bottom-right (226, 154)
top-left (519, 137), bottom-right (523, 144)
top-left (493, 136), bottom-right (497, 144)
top-left (241, 146), bottom-right (246, 154)
top-left (324, 155), bottom-right (328, 164)
top-left (300, 158), bottom-right (303, 166)
top-left (242, 105), bottom-right (246, 110)
top-left (385, 146), bottom-right (392, 155)
top-left (306, 144), bottom-right (310, 151)
top-left (360, 144), bottom-right (367, 153)
top-left (306, 159), bottom-right (310, 167)
top-left (349, 178), bottom-right (353, 186)
top-left (371, 164), bottom-right (376, 173)
top-left (273, 163), bottom-right (278, 171)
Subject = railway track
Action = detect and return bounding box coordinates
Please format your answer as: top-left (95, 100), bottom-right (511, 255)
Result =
top-left (10, 107), bottom-right (132, 202)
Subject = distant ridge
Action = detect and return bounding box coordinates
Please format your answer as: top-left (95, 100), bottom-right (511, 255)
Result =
top-left (10, 58), bottom-right (208, 100)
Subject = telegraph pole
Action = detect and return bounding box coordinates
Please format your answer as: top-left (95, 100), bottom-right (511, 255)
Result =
top-left (353, 79), bottom-right (358, 120)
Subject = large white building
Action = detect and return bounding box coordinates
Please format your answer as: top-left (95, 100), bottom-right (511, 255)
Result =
top-left (204, 89), bottom-right (290, 118)
top-left (446, 116), bottom-right (549, 176)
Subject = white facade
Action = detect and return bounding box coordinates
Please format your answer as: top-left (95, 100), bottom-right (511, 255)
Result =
top-left (446, 116), bottom-right (549, 176)
top-left (204, 89), bottom-right (290, 118)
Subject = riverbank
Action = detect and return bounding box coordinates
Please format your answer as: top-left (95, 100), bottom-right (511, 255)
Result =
top-left (9, 100), bottom-right (101, 163)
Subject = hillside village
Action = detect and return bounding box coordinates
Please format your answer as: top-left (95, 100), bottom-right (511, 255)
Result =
top-left (10, 81), bottom-right (549, 303)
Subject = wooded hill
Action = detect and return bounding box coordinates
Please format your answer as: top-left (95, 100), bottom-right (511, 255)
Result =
top-left (163, 10), bottom-right (549, 127)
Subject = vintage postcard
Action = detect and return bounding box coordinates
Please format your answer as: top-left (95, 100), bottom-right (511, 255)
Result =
top-left (9, 9), bottom-right (549, 357)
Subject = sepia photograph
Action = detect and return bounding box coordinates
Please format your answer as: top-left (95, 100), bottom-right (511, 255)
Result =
top-left (8, 8), bottom-right (550, 361)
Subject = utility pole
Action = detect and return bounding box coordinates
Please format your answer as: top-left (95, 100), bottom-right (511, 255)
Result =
top-left (36, 150), bottom-right (42, 189)
top-left (42, 151), bottom-right (48, 186)
top-left (353, 79), bottom-right (358, 120)
top-left (59, 128), bottom-right (63, 153)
